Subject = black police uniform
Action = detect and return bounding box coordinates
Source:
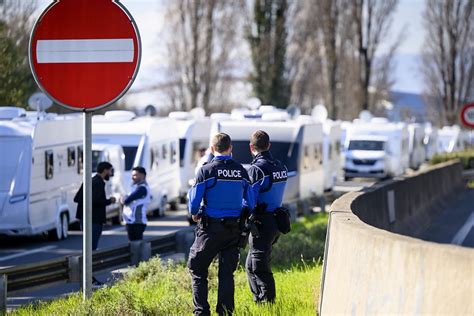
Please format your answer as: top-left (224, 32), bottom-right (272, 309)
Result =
top-left (187, 155), bottom-right (255, 315)
top-left (246, 150), bottom-right (288, 303)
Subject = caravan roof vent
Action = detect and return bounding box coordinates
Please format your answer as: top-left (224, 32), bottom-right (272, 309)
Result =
top-left (169, 111), bottom-right (192, 120)
top-left (104, 111), bottom-right (136, 122)
top-left (0, 107), bottom-right (26, 120)
top-left (261, 112), bottom-right (290, 121)
top-left (311, 104), bottom-right (328, 122)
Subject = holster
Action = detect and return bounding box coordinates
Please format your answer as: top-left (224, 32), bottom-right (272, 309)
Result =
top-left (198, 214), bottom-right (209, 230)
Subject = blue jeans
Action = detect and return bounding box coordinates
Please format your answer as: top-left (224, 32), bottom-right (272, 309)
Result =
top-left (80, 222), bottom-right (103, 251)
top-left (92, 223), bottom-right (103, 251)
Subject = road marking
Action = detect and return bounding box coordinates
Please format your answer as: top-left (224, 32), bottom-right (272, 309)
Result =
top-left (0, 245), bottom-right (57, 262)
top-left (451, 212), bottom-right (474, 245)
top-left (36, 39), bottom-right (134, 63)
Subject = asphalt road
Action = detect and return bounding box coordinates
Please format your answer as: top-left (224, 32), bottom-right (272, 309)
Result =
top-left (0, 209), bottom-right (190, 268)
top-left (420, 188), bottom-right (474, 248)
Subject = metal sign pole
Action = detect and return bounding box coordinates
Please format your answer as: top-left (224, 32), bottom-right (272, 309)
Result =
top-left (82, 112), bottom-right (92, 299)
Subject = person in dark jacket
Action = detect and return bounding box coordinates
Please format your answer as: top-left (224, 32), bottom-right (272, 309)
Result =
top-left (246, 130), bottom-right (288, 303)
top-left (187, 133), bottom-right (255, 316)
top-left (74, 161), bottom-right (116, 251)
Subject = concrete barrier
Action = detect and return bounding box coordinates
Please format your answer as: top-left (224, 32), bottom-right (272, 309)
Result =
top-left (320, 161), bottom-right (474, 315)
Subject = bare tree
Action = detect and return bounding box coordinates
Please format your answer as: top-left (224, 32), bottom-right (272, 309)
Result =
top-left (164, 0), bottom-right (247, 113)
top-left (351, 0), bottom-right (399, 112)
top-left (421, 0), bottom-right (473, 125)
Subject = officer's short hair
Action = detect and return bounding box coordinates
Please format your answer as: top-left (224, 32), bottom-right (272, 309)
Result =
top-left (211, 133), bottom-right (232, 153)
top-left (250, 130), bottom-right (270, 152)
top-left (132, 166), bottom-right (146, 176)
top-left (97, 161), bottom-right (113, 173)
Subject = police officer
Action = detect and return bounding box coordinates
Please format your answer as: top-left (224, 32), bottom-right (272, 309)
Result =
top-left (246, 130), bottom-right (288, 303)
top-left (120, 166), bottom-right (151, 242)
top-left (188, 133), bottom-right (255, 316)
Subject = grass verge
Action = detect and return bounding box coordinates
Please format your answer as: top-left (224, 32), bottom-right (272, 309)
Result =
top-left (12, 213), bottom-right (328, 316)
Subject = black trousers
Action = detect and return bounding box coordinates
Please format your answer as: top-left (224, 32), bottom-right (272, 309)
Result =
top-left (246, 214), bottom-right (280, 303)
top-left (126, 223), bottom-right (146, 241)
top-left (187, 219), bottom-right (240, 316)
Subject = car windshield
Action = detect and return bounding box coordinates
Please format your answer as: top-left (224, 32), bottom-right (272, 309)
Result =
top-left (348, 140), bottom-right (385, 151)
top-left (0, 137), bottom-right (26, 191)
top-left (122, 146), bottom-right (138, 171)
top-left (231, 140), bottom-right (299, 172)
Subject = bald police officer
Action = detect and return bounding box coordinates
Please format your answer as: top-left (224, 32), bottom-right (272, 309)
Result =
top-left (188, 133), bottom-right (255, 316)
top-left (246, 130), bottom-right (288, 303)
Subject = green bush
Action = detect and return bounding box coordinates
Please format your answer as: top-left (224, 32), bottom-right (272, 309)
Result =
top-left (429, 150), bottom-right (474, 169)
top-left (12, 213), bottom-right (328, 315)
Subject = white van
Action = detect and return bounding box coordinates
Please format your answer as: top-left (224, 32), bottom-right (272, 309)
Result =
top-left (168, 111), bottom-right (211, 201)
top-left (344, 122), bottom-right (410, 180)
top-left (0, 107), bottom-right (82, 240)
top-left (215, 112), bottom-right (325, 204)
top-left (92, 111), bottom-right (180, 216)
top-left (91, 143), bottom-right (126, 223)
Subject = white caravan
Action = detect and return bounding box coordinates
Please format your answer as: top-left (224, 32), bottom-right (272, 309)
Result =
top-left (169, 111), bottom-right (211, 201)
top-left (423, 123), bottom-right (439, 161)
top-left (92, 111), bottom-right (180, 216)
top-left (407, 123), bottom-right (426, 169)
top-left (438, 125), bottom-right (464, 153)
top-left (322, 121), bottom-right (342, 190)
top-left (91, 143), bottom-right (126, 222)
top-left (344, 121), bottom-right (410, 180)
top-left (215, 112), bottom-right (325, 204)
top-left (0, 107), bottom-right (82, 240)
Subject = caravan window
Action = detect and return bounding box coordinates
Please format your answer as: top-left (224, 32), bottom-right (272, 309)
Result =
top-left (179, 138), bottom-right (186, 167)
top-left (77, 145), bottom-right (83, 174)
top-left (67, 147), bottom-right (76, 166)
top-left (170, 142), bottom-right (177, 164)
top-left (45, 150), bottom-right (54, 180)
top-left (122, 146), bottom-right (138, 171)
top-left (231, 141), bottom-right (299, 172)
top-left (303, 146), bottom-right (311, 170)
top-left (0, 137), bottom-right (26, 191)
top-left (162, 144), bottom-right (168, 160)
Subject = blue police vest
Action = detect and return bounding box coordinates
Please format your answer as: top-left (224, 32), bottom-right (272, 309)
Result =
top-left (188, 155), bottom-right (255, 218)
top-left (248, 151), bottom-right (288, 212)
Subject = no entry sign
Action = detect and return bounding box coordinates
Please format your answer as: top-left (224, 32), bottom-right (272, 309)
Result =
top-left (29, 0), bottom-right (141, 111)
top-left (460, 103), bottom-right (474, 129)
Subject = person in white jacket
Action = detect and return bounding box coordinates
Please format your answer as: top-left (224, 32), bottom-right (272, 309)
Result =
top-left (120, 166), bottom-right (151, 241)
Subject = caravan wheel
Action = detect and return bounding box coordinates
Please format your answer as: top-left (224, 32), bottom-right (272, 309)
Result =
top-left (61, 213), bottom-right (69, 239)
top-left (48, 214), bottom-right (63, 241)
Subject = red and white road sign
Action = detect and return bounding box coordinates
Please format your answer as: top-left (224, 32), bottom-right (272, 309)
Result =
top-left (29, 0), bottom-right (141, 111)
top-left (460, 103), bottom-right (474, 129)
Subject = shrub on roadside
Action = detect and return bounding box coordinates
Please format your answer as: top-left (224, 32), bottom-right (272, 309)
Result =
top-left (429, 150), bottom-right (474, 169)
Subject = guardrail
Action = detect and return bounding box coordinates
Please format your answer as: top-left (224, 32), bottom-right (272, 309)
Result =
top-left (319, 161), bottom-right (474, 315)
top-left (0, 228), bottom-right (194, 312)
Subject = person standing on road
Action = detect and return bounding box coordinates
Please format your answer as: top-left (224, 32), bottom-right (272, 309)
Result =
top-left (187, 133), bottom-right (255, 316)
top-left (246, 130), bottom-right (288, 304)
top-left (74, 161), bottom-right (116, 251)
top-left (120, 166), bottom-right (151, 241)
top-left (74, 161), bottom-right (116, 286)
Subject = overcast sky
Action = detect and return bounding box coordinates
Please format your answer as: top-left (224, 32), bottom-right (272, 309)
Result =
top-left (36, 0), bottom-right (426, 103)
